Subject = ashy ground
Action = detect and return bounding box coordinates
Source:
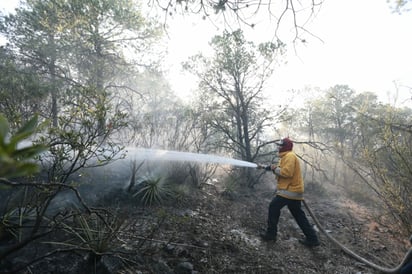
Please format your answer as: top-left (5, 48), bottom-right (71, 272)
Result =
top-left (17, 171), bottom-right (411, 274)
top-left (112, 176), bottom-right (410, 274)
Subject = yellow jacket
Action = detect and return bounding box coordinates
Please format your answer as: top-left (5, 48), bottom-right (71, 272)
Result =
top-left (272, 151), bottom-right (304, 200)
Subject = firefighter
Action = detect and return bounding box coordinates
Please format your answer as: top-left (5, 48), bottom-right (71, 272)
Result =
top-left (258, 137), bottom-right (320, 247)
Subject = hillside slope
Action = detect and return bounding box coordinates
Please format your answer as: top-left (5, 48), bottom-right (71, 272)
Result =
top-left (22, 174), bottom-right (410, 274)
top-left (116, 178), bottom-right (410, 273)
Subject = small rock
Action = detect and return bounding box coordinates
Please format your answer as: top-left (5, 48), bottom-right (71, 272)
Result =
top-left (152, 259), bottom-right (173, 274)
top-left (175, 261), bottom-right (194, 274)
top-left (164, 243), bottom-right (175, 254)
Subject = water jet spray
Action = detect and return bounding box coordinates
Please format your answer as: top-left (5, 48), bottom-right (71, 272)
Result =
top-left (129, 148), bottom-right (257, 168)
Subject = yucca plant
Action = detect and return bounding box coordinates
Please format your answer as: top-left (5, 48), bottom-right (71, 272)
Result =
top-left (59, 210), bottom-right (124, 255)
top-left (133, 175), bottom-right (172, 206)
top-left (1, 206), bottom-right (37, 242)
top-left (0, 185), bottom-right (41, 242)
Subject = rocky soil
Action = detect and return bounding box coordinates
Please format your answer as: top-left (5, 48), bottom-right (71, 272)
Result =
top-left (6, 172), bottom-right (411, 274)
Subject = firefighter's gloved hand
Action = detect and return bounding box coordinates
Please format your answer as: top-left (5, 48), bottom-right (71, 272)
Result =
top-left (257, 164), bottom-right (277, 171)
top-left (256, 164), bottom-right (265, 169)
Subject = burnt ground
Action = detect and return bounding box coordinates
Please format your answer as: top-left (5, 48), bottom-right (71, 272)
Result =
top-left (6, 173), bottom-right (411, 274)
top-left (117, 176), bottom-right (409, 274)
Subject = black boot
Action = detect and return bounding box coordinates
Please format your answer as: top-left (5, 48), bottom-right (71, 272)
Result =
top-left (259, 232), bottom-right (276, 242)
top-left (299, 237), bottom-right (320, 247)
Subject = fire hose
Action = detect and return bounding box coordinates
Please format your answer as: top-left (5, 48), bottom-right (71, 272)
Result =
top-left (302, 200), bottom-right (412, 274)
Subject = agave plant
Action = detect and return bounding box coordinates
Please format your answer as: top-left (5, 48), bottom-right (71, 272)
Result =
top-left (133, 175), bottom-right (172, 206)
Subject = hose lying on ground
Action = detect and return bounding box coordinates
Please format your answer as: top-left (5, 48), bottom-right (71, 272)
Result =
top-left (303, 200), bottom-right (412, 274)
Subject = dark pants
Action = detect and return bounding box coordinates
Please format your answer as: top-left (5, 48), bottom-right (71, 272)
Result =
top-left (400, 261), bottom-right (412, 274)
top-left (267, 195), bottom-right (318, 241)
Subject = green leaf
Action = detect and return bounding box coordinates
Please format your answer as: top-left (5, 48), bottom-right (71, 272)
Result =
top-left (0, 114), bottom-right (47, 179)
top-left (0, 114), bottom-right (10, 146)
top-left (10, 115), bottom-right (38, 147)
top-left (11, 144), bottom-right (48, 159)
top-left (15, 115), bottom-right (38, 136)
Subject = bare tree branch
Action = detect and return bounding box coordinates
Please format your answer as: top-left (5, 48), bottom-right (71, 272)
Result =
top-left (149, 0), bottom-right (324, 43)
